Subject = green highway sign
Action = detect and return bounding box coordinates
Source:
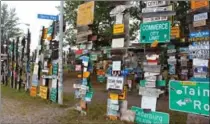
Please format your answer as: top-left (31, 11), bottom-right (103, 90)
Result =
top-left (140, 21), bottom-right (171, 43)
top-left (131, 106), bottom-right (169, 124)
top-left (169, 80), bottom-right (209, 116)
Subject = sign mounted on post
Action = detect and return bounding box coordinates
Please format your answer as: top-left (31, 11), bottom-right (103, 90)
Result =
top-left (140, 21), bottom-right (171, 43)
top-left (169, 80), bottom-right (209, 116)
top-left (143, 16), bottom-right (168, 23)
top-left (37, 14), bottom-right (58, 21)
top-left (145, 1), bottom-right (168, 8)
top-left (193, 12), bottom-right (208, 22)
top-left (191, 0), bottom-right (209, 10)
top-left (142, 5), bottom-right (172, 13)
top-left (171, 26), bottom-right (180, 38)
top-left (106, 76), bottom-right (124, 90)
top-left (193, 20), bottom-right (206, 27)
top-left (77, 1), bottom-right (95, 26)
top-left (113, 24), bottom-right (124, 34)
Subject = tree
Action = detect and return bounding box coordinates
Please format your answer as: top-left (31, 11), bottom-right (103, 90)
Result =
top-left (1, 3), bottom-right (22, 41)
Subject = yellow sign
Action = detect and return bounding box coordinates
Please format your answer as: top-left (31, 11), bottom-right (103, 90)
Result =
top-left (113, 24), bottom-right (124, 34)
top-left (151, 40), bottom-right (158, 47)
top-left (40, 86), bottom-right (48, 99)
top-left (171, 26), bottom-right (180, 38)
top-left (109, 93), bottom-right (119, 100)
top-left (119, 87), bottom-right (127, 100)
top-left (182, 81), bottom-right (196, 86)
top-left (30, 86), bottom-right (37, 97)
top-left (77, 72), bottom-right (90, 78)
top-left (47, 35), bottom-right (52, 41)
top-left (191, 0), bottom-right (209, 10)
top-left (77, 1), bottom-right (95, 26)
top-left (108, 115), bottom-right (118, 120)
top-left (43, 28), bottom-right (48, 39)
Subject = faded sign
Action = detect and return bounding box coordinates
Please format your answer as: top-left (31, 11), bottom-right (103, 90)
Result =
top-left (112, 61), bottom-right (121, 71)
top-left (141, 96), bottom-right (157, 111)
top-left (77, 1), bottom-right (95, 26)
top-left (139, 87), bottom-right (164, 97)
top-left (112, 38), bottom-right (124, 48)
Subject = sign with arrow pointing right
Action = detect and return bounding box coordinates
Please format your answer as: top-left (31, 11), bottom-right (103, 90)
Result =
top-left (169, 80), bottom-right (209, 116)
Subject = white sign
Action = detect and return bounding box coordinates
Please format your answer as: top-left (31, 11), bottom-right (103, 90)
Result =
top-left (112, 38), bottom-right (124, 48)
top-left (194, 12), bottom-right (208, 22)
top-left (141, 96), bottom-right (157, 111)
top-left (112, 61), bottom-right (121, 71)
top-left (144, 72), bottom-right (159, 77)
top-left (120, 110), bottom-right (135, 122)
top-left (139, 87), bottom-right (164, 97)
top-left (143, 16), bottom-right (168, 23)
top-left (116, 14), bottom-right (123, 24)
top-left (107, 76), bottom-right (124, 90)
top-left (142, 5), bottom-right (172, 13)
top-left (52, 79), bottom-right (57, 88)
top-left (193, 58), bottom-right (208, 67)
top-left (110, 5), bottom-right (131, 16)
top-left (145, 1), bottom-right (167, 8)
top-left (145, 81), bottom-right (156, 88)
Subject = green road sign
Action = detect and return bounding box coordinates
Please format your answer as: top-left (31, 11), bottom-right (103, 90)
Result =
top-left (131, 106), bottom-right (169, 124)
top-left (169, 80), bottom-right (209, 116)
top-left (140, 21), bottom-right (171, 43)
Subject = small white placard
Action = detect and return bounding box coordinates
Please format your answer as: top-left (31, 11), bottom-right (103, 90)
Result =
top-left (107, 76), bottom-right (124, 90)
top-left (112, 38), bottom-right (124, 48)
top-left (52, 79), bottom-right (57, 88)
top-left (112, 61), bottom-right (121, 71)
top-left (193, 58), bottom-right (208, 67)
top-left (141, 96), bottom-right (157, 111)
top-left (116, 14), bottom-right (123, 24)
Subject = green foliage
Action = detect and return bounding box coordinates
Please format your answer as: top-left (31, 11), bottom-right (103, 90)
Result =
top-left (1, 3), bottom-right (22, 40)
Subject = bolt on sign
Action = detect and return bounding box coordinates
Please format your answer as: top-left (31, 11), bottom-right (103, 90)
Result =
top-left (131, 106), bottom-right (170, 124)
top-left (140, 21), bottom-right (171, 43)
top-left (191, 0), bottom-right (209, 10)
top-left (77, 1), bottom-right (95, 27)
top-left (113, 24), bottom-right (124, 34)
top-left (169, 80), bottom-right (209, 116)
top-left (40, 86), bottom-right (48, 99)
top-left (30, 86), bottom-right (37, 97)
top-left (171, 26), bottom-right (180, 38)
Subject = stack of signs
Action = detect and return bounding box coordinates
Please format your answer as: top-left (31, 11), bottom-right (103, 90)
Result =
top-left (167, 45), bottom-right (177, 76)
top-left (50, 62), bottom-right (58, 102)
top-left (73, 1), bottom-right (95, 114)
top-left (178, 47), bottom-right (190, 80)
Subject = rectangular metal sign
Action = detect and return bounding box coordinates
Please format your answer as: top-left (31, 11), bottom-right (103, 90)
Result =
top-left (142, 5), bottom-right (172, 13)
top-left (143, 65), bottom-right (161, 73)
top-left (143, 16), bottom-right (168, 23)
top-left (169, 80), bottom-right (209, 116)
top-left (145, 1), bottom-right (167, 8)
top-left (113, 24), bottom-right (124, 34)
top-left (171, 26), bottom-right (180, 38)
top-left (191, 0), bottom-right (209, 10)
top-left (194, 12), bottom-right (208, 22)
top-left (107, 76), bottom-right (124, 90)
top-left (189, 30), bottom-right (209, 38)
top-left (193, 20), bottom-right (206, 27)
top-left (131, 106), bottom-right (170, 124)
top-left (37, 14), bottom-right (58, 20)
top-left (140, 21), bottom-right (171, 43)
top-left (139, 87), bottom-right (164, 97)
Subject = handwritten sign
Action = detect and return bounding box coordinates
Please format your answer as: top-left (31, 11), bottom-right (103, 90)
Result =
top-left (107, 76), bottom-right (124, 90)
top-left (40, 86), bottom-right (48, 99)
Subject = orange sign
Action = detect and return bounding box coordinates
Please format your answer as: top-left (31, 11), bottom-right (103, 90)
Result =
top-left (30, 86), bottom-right (37, 97)
top-left (171, 26), bottom-right (180, 38)
top-left (97, 69), bottom-right (105, 75)
top-left (43, 28), bottom-right (48, 39)
top-left (151, 40), bottom-right (158, 47)
top-left (191, 0), bottom-right (209, 10)
top-left (77, 72), bottom-right (90, 78)
top-left (40, 86), bottom-right (48, 99)
top-left (109, 93), bottom-right (119, 100)
top-left (77, 1), bottom-right (95, 26)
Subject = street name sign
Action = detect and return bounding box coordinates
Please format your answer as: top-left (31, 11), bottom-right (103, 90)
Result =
top-left (169, 80), bottom-right (209, 116)
top-left (142, 5), bottom-right (172, 13)
top-left (140, 21), bottom-right (171, 43)
top-left (189, 30), bottom-right (209, 38)
top-left (143, 16), bottom-right (168, 23)
top-left (131, 106), bottom-right (169, 124)
top-left (37, 14), bottom-right (58, 21)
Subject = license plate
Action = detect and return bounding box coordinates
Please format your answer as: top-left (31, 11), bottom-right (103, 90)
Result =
top-left (145, 1), bottom-right (167, 8)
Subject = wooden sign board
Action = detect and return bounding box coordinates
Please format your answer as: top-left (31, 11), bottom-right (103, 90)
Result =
top-left (113, 24), bottom-right (124, 34)
top-left (193, 20), bottom-right (206, 27)
top-left (30, 86), bottom-right (37, 97)
top-left (191, 0), bottom-right (209, 10)
top-left (40, 86), bottom-right (48, 99)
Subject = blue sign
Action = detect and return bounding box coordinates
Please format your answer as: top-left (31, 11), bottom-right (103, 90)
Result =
top-left (37, 14), bottom-right (58, 21)
top-left (190, 30), bottom-right (209, 38)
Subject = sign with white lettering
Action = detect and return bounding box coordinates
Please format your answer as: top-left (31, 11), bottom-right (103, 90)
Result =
top-left (194, 12), bottom-right (208, 22)
top-left (189, 30), bottom-right (209, 38)
top-left (140, 21), bottom-right (171, 43)
top-left (107, 76), bottom-right (124, 90)
top-left (169, 80), bottom-right (209, 116)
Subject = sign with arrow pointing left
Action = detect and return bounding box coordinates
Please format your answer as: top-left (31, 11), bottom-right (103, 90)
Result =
top-left (169, 80), bottom-right (209, 116)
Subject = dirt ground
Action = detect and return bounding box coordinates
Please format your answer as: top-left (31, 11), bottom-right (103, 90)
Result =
top-left (1, 71), bottom-right (185, 124)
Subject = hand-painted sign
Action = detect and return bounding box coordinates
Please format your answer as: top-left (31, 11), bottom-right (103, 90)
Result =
top-left (140, 21), bottom-right (171, 43)
top-left (131, 106), bottom-right (170, 124)
top-left (193, 20), bottom-right (206, 27)
top-left (171, 26), bottom-right (180, 38)
top-left (191, 0), bottom-right (209, 10)
top-left (107, 76), bottom-right (124, 90)
top-left (30, 86), bottom-right (37, 97)
top-left (77, 1), bottom-right (95, 26)
top-left (113, 24), bottom-right (124, 34)
top-left (193, 12), bottom-right (208, 22)
top-left (145, 1), bottom-right (168, 8)
top-left (169, 80), bottom-right (209, 116)
top-left (190, 30), bottom-right (209, 38)
top-left (40, 86), bottom-right (48, 99)
top-left (142, 5), bottom-right (172, 13)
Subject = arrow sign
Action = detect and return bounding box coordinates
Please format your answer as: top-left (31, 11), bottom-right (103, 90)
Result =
top-left (37, 14), bottom-right (58, 21)
top-left (177, 100), bottom-right (186, 106)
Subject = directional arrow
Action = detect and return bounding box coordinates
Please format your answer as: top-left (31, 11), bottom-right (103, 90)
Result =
top-left (177, 100), bottom-right (186, 106)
